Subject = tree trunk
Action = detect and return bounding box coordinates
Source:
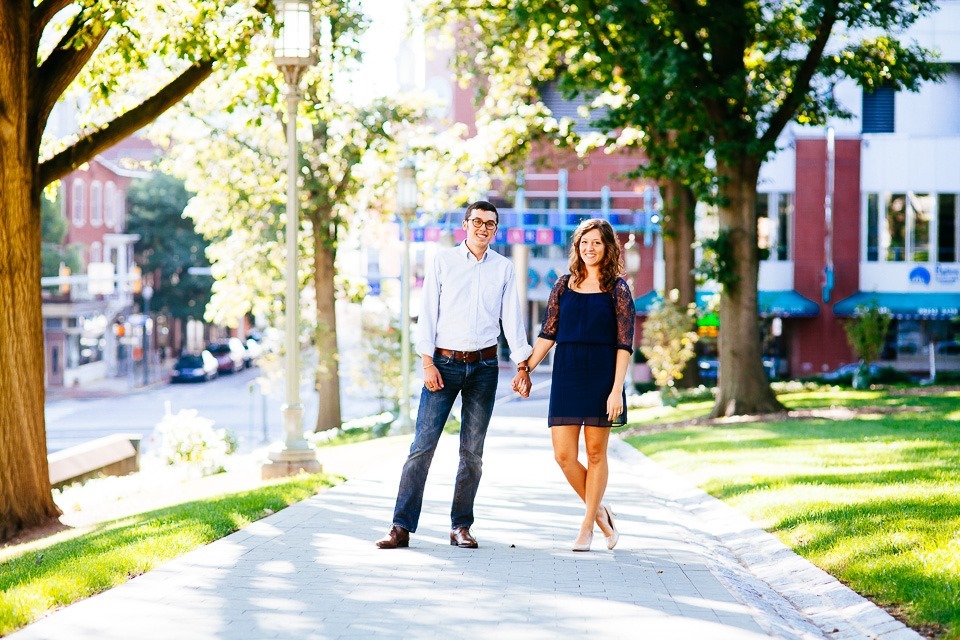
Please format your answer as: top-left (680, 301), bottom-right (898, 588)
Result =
top-left (710, 157), bottom-right (784, 417)
top-left (312, 228), bottom-right (341, 432)
top-left (0, 9), bottom-right (61, 540)
top-left (660, 179), bottom-right (701, 388)
top-left (661, 181), bottom-right (697, 307)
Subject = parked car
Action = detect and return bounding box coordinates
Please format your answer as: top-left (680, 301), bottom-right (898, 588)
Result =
top-left (206, 341), bottom-right (245, 373)
top-left (937, 341), bottom-right (960, 356)
top-left (228, 337), bottom-right (253, 369)
top-left (698, 358), bottom-right (719, 382)
top-left (820, 362), bottom-right (877, 381)
top-left (169, 351), bottom-right (219, 383)
top-left (243, 338), bottom-right (263, 366)
top-left (818, 362), bottom-right (915, 385)
top-left (697, 357), bottom-right (777, 383)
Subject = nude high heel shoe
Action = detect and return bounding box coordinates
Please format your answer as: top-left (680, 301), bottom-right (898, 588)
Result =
top-left (572, 530), bottom-right (593, 552)
top-left (601, 504), bottom-right (619, 550)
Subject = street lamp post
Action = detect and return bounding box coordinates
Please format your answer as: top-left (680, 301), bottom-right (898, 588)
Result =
top-left (392, 158), bottom-right (418, 434)
top-left (142, 285), bottom-right (153, 386)
top-left (263, 0), bottom-right (321, 479)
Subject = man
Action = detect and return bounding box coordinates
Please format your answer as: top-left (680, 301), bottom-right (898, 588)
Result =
top-left (376, 200), bottom-right (533, 549)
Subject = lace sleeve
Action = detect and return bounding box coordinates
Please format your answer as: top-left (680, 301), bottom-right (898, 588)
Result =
top-left (538, 274), bottom-right (568, 340)
top-left (614, 278), bottom-right (635, 353)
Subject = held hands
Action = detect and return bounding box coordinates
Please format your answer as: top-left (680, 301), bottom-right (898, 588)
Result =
top-left (606, 389), bottom-right (623, 422)
top-left (512, 371), bottom-right (531, 398)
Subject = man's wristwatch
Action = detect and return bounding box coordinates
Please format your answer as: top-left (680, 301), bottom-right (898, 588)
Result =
top-left (517, 364), bottom-right (530, 373)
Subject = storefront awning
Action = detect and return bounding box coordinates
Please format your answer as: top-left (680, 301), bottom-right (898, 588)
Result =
top-left (634, 290), bottom-right (819, 318)
top-left (758, 290), bottom-right (820, 318)
top-left (833, 292), bottom-right (960, 319)
top-left (634, 291), bottom-right (717, 315)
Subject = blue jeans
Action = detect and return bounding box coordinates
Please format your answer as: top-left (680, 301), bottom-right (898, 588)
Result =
top-left (391, 355), bottom-right (499, 532)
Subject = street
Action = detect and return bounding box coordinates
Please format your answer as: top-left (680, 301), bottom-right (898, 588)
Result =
top-left (44, 365), bottom-right (389, 455)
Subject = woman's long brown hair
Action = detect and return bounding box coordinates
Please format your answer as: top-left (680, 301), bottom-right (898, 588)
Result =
top-left (567, 218), bottom-right (623, 292)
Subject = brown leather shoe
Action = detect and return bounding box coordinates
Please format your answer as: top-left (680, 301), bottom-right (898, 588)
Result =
top-left (450, 526), bottom-right (478, 548)
top-left (375, 525), bottom-right (410, 549)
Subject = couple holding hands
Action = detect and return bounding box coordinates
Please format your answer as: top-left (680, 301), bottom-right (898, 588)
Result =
top-left (376, 201), bottom-right (635, 553)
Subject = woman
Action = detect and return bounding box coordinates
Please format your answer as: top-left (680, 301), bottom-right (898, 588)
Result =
top-left (513, 219), bottom-right (634, 551)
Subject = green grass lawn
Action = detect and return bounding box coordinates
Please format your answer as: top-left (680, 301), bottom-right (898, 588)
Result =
top-left (621, 387), bottom-right (960, 639)
top-left (0, 473), bottom-right (336, 636)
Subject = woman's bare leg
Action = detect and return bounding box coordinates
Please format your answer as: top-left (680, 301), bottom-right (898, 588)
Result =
top-left (581, 427), bottom-right (613, 537)
top-left (552, 425), bottom-right (613, 541)
top-left (551, 425), bottom-right (585, 495)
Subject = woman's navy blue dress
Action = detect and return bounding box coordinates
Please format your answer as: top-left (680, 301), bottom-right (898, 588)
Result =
top-left (539, 274), bottom-right (635, 427)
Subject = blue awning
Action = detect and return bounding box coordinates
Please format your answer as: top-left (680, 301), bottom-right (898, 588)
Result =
top-left (634, 290), bottom-right (819, 318)
top-left (759, 290), bottom-right (820, 318)
top-left (633, 290), bottom-right (658, 314)
top-left (833, 292), bottom-right (960, 319)
top-left (634, 290), bottom-right (717, 314)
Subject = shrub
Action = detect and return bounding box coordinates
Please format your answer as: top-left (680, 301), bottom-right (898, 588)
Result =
top-left (639, 290), bottom-right (699, 402)
top-left (935, 370), bottom-right (960, 384)
top-left (843, 302), bottom-right (892, 388)
top-left (352, 301), bottom-right (408, 413)
top-left (153, 409), bottom-right (233, 475)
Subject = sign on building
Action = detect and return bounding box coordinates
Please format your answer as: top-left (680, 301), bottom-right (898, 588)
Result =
top-left (87, 262), bottom-right (116, 295)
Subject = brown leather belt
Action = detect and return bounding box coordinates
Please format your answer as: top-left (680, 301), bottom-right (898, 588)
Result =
top-left (434, 345), bottom-right (498, 363)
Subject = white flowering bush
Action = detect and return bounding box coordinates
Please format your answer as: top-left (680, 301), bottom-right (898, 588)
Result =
top-left (639, 290), bottom-right (699, 404)
top-left (154, 409), bottom-right (234, 476)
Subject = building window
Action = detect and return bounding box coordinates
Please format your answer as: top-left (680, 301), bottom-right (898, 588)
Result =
top-left (866, 192), bottom-right (960, 263)
top-left (862, 87), bottom-right (895, 134)
top-left (909, 193), bottom-right (933, 262)
top-left (104, 181), bottom-right (117, 228)
top-left (866, 193), bottom-right (880, 261)
top-left (756, 192), bottom-right (792, 261)
top-left (776, 194), bottom-right (792, 260)
top-left (90, 181), bottom-right (103, 227)
top-left (568, 198), bottom-right (603, 211)
top-left (59, 182), bottom-right (68, 220)
top-left (885, 193), bottom-right (907, 261)
top-left (939, 194), bottom-right (958, 263)
top-left (539, 80), bottom-right (608, 133)
top-left (756, 193), bottom-right (771, 254)
top-left (72, 179), bottom-right (85, 227)
top-left (115, 188), bottom-right (125, 230)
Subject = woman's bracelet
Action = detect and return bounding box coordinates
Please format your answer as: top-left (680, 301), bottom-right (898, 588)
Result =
top-left (423, 363), bottom-right (436, 370)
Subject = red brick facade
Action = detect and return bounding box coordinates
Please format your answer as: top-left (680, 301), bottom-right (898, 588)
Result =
top-left (790, 138), bottom-right (861, 375)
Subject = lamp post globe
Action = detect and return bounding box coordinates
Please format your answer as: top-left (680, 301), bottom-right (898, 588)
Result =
top-left (392, 158), bottom-right (418, 434)
top-left (262, 0), bottom-right (321, 479)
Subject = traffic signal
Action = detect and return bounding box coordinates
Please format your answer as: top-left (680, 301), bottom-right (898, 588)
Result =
top-left (130, 266), bottom-right (142, 294)
top-left (58, 262), bottom-right (71, 295)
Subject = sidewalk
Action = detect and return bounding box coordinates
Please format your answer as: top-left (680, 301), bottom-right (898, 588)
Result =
top-left (45, 362), bottom-right (175, 401)
top-left (13, 383), bottom-right (920, 640)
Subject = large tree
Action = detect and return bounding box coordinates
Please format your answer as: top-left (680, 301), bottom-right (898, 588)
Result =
top-left (126, 173), bottom-right (213, 323)
top-left (0, 0), bottom-right (268, 541)
top-left (424, 0), bottom-right (942, 415)
top-left (423, 3), bottom-right (712, 388)
top-left (156, 3), bottom-right (446, 432)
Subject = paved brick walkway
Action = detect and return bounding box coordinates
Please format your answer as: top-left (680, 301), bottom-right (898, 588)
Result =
top-left (11, 381), bottom-right (920, 640)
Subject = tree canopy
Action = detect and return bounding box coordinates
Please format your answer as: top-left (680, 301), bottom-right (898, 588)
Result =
top-left (0, 0), bottom-right (278, 541)
top-left (420, 0), bottom-right (943, 415)
top-left (126, 173), bottom-right (213, 320)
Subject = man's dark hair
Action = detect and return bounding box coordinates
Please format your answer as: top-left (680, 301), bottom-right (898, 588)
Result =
top-left (464, 200), bottom-right (498, 223)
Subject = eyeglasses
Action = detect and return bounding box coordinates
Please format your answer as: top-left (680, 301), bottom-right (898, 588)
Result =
top-left (467, 218), bottom-right (498, 230)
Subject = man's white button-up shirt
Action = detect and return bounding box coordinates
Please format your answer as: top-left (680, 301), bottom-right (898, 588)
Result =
top-left (415, 242), bottom-right (533, 364)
